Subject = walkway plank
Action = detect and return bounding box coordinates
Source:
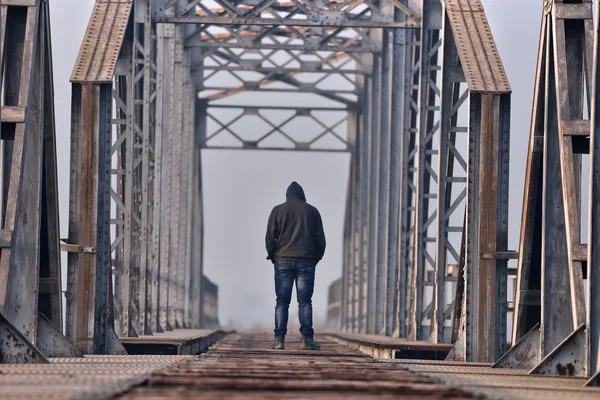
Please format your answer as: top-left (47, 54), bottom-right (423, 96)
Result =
top-left (119, 333), bottom-right (477, 399)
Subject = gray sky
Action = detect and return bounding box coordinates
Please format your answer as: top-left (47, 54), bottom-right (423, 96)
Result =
top-left (49, 0), bottom-right (542, 330)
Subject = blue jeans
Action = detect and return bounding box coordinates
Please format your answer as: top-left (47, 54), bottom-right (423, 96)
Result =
top-left (273, 259), bottom-right (316, 340)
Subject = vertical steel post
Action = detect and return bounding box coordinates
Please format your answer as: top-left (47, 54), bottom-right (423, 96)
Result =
top-left (385, 10), bottom-right (407, 336)
top-left (67, 83), bottom-right (98, 353)
top-left (464, 93), bottom-right (482, 361)
top-left (158, 23), bottom-right (175, 331)
top-left (463, 93), bottom-right (509, 362)
top-left (411, 0), bottom-right (442, 340)
top-left (375, 28), bottom-right (392, 335)
top-left (398, 28), bottom-right (420, 338)
top-left (191, 98), bottom-right (207, 328)
top-left (94, 83), bottom-right (115, 353)
top-left (540, 19), bottom-right (574, 356)
top-left (431, 12), bottom-right (469, 344)
top-left (366, 52), bottom-right (380, 334)
top-left (358, 76), bottom-right (370, 333)
top-left (181, 52), bottom-right (194, 328)
top-left (431, 14), bottom-right (453, 344)
top-left (3, 4), bottom-right (44, 344)
top-left (588, 0), bottom-right (600, 381)
top-left (39, 1), bottom-right (63, 330)
top-left (170, 33), bottom-right (184, 328)
top-left (146, 11), bottom-right (161, 335)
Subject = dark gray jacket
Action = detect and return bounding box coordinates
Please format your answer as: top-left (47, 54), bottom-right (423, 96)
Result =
top-left (265, 182), bottom-right (326, 262)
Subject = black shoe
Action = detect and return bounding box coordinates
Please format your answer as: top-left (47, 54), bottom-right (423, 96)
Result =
top-left (301, 338), bottom-right (320, 350)
top-left (268, 338), bottom-right (285, 350)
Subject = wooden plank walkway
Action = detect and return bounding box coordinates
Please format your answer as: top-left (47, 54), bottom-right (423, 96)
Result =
top-left (120, 329), bottom-right (229, 355)
top-left (119, 333), bottom-right (478, 399)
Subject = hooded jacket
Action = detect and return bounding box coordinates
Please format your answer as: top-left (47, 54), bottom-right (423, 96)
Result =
top-left (265, 182), bottom-right (326, 262)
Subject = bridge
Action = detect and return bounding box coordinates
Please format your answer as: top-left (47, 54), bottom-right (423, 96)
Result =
top-left (0, 0), bottom-right (600, 398)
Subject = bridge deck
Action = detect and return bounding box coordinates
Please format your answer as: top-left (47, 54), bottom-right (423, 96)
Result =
top-left (120, 329), bottom-right (229, 355)
top-left (3, 332), bottom-right (600, 399)
top-left (118, 333), bottom-right (600, 400)
top-left (118, 333), bottom-right (474, 399)
top-left (0, 330), bottom-right (223, 400)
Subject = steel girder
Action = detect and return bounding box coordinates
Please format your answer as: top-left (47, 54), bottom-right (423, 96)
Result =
top-left (588, 0), bottom-right (600, 384)
top-left (151, 0), bottom-right (421, 28)
top-left (339, 0), bottom-right (512, 365)
top-left (65, 0), bottom-right (207, 355)
top-left (499, 0), bottom-right (600, 382)
top-left (0, 0), bottom-right (80, 363)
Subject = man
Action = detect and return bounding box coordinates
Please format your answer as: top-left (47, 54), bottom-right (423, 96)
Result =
top-left (265, 181), bottom-right (326, 350)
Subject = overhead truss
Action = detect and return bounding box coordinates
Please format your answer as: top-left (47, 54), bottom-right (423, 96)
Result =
top-left (151, 0), bottom-right (421, 27)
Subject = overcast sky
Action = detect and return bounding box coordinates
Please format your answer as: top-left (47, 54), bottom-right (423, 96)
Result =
top-left (49, 0), bottom-right (542, 331)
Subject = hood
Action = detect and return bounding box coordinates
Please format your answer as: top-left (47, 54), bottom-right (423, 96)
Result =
top-left (286, 181), bottom-right (306, 202)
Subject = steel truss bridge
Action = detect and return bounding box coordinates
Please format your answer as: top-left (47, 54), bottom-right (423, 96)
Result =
top-left (0, 0), bottom-right (599, 390)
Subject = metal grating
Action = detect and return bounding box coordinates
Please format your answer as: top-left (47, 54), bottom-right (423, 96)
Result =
top-left (395, 360), bottom-right (600, 400)
top-left (445, 0), bottom-right (511, 93)
top-left (119, 329), bottom-right (222, 344)
top-left (0, 355), bottom-right (193, 400)
top-left (70, 0), bottom-right (133, 83)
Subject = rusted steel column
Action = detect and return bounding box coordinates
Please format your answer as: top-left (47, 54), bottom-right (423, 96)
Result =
top-left (66, 83), bottom-right (99, 353)
top-left (410, 0), bottom-right (442, 341)
top-left (190, 98), bottom-right (206, 328)
top-left (385, 9), bottom-right (408, 337)
top-left (463, 93), bottom-right (510, 362)
top-left (397, 28), bottom-right (419, 339)
top-left (67, 82), bottom-right (125, 355)
top-left (144, 9), bottom-right (160, 336)
top-left (365, 51), bottom-right (380, 335)
top-left (511, 14), bottom-right (547, 346)
top-left (170, 33), bottom-right (184, 329)
top-left (158, 23), bottom-right (175, 332)
top-left (375, 27), bottom-right (392, 336)
top-left (358, 76), bottom-right (370, 333)
top-left (94, 83), bottom-right (120, 354)
top-left (341, 109), bottom-right (359, 332)
top-left (181, 51), bottom-right (194, 329)
top-left (0, 3), bottom-right (42, 346)
top-left (510, 2), bottom-right (592, 376)
top-left (588, 0), bottom-right (600, 383)
top-left (38, 0), bottom-right (63, 331)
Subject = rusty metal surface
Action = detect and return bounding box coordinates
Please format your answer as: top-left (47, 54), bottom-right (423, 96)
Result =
top-left (70, 0), bottom-right (132, 83)
top-left (445, 0), bottom-right (511, 93)
top-left (398, 359), bottom-right (600, 400)
top-left (0, 330), bottom-right (230, 398)
top-left (119, 333), bottom-right (478, 399)
top-left (401, 364), bottom-right (525, 375)
top-left (380, 359), bottom-right (492, 367)
top-left (326, 332), bottom-right (453, 351)
top-left (0, 355), bottom-right (193, 400)
top-left (119, 329), bottom-right (223, 344)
